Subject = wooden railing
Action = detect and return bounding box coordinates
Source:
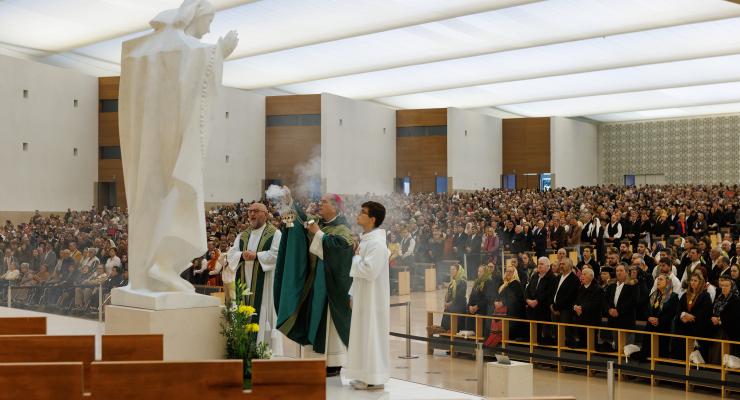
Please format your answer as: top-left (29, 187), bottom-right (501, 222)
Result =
top-left (427, 311), bottom-right (740, 396)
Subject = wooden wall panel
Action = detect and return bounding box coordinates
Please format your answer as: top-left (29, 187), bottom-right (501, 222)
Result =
top-left (251, 359), bottom-right (325, 400)
top-left (266, 94), bottom-right (321, 116)
top-left (99, 112), bottom-right (119, 146)
top-left (99, 77), bottom-right (119, 100)
top-left (502, 117), bottom-right (551, 174)
top-left (265, 126), bottom-right (321, 188)
top-left (396, 136), bottom-right (447, 193)
top-left (97, 76), bottom-right (127, 209)
top-left (396, 108), bottom-right (447, 127)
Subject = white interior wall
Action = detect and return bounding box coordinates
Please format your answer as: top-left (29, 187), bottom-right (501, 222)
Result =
top-left (204, 87), bottom-right (265, 203)
top-left (550, 117), bottom-right (598, 188)
top-left (321, 93), bottom-right (396, 195)
top-left (447, 108), bottom-right (502, 190)
top-left (0, 54), bottom-right (98, 211)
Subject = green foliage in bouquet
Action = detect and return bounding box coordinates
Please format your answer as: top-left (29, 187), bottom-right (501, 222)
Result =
top-left (220, 279), bottom-right (271, 387)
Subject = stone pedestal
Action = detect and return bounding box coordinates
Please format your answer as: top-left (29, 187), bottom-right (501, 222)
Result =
top-left (105, 305), bottom-right (225, 360)
top-left (424, 268), bottom-right (437, 292)
top-left (484, 360), bottom-right (533, 398)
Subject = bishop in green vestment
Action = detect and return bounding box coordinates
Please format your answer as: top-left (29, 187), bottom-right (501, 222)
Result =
top-left (274, 193), bottom-right (354, 374)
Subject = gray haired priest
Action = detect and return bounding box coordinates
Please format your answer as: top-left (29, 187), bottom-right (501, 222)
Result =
top-left (274, 190), bottom-right (354, 377)
top-left (226, 202), bottom-right (283, 355)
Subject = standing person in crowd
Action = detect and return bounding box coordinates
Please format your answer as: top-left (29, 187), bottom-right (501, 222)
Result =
top-left (551, 258), bottom-right (580, 347)
top-left (496, 264), bottom-right (526, 340)
top-left (709, 256), bottom-right (732, 288)
top-left (577, 246), bottom-right (600, 277)
top-left (481, 226), bottom-right (499, 262)
top-left (573, 267), bottom-right (603, 348)
top-left (346, 201), bottom-right (390, 391)
top-left (465, 265), bottom-right (493, 333)
top-left (533, 220), bottom-right (548, 258)
top-left (604, 213), bottom-right (623, 250)
top-left (710, 276), bottom-right (740, 361)
top-left (441, 264), bottom-right (467, 332)
top-left (642, 274), bottom-right (679, 358)
top-left (674, 272), bottom-right (713, 360)
top-left (526, 257), bottom-right (555, 344)
top-left (602, 264), bottom-right (638, 352)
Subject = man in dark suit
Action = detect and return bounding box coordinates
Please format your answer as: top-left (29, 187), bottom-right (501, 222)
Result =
top-left (550, 219), bottom-right (567, 250)
top-left (510, 225), bottom-right (527, 254)
top-left (573, 267), bottom-right (604, 348)
top-left (550, 258), bottom-right (581, 346)
top-left (526, 256), bottom-right (556, 344)
top-left (602, 263), bottom-right (638, 351)
top-left (452, 225), bottom-right (468, 263)
top-left (465, 225), bottom-right (483, 272)
top-left (532, 220), bottom-right (548, 258)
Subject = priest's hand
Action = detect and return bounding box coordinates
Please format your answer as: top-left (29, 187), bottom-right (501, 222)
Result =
top-left (242, 250), bottom-right (257, 261)
top-left (307, 222), bottom-right (320, 235)
top-left (219, 30), bottom-right (239, 58)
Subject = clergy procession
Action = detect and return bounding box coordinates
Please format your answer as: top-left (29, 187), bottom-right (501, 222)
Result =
top-left (225, 188), bottom-right (391, 390)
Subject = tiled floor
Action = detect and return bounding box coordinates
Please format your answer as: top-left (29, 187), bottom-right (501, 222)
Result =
top-left (327, 376), bottom-right (482, 400)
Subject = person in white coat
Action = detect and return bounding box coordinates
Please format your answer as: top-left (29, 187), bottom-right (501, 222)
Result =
top-left (346, 201), bottom-right (390, 390)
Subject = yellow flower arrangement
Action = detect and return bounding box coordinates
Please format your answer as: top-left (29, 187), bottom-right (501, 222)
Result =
top-left (246, 323), bottom-right (260, 333)
top-left (238, 305), bottom-right (256, 315)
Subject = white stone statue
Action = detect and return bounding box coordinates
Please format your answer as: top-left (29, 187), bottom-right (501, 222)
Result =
top-left (113, 0), bottom-right (238, 310)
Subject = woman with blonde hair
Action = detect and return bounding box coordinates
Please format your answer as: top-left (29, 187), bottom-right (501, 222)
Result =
top-left (494, 264), bottom-right (526, 340)
top-left (441, 264), bottom-right (467, 332)
top-left (674, 272), bottom-right (712, 360)
top-left (642, 274), bottom-right (678, 357)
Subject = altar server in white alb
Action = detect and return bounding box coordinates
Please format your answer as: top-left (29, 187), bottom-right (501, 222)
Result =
top-left (346, 201), bottom-right (390, 390)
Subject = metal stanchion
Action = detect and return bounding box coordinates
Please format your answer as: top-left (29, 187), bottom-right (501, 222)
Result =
top-left (398, 301), bottom-right (418, 359)
top-left (98, 284), bottom-right (103, 322)
top-left (476, 342), bottom-right (484, 395)
top-left (607, 360), bottom-right (615, 400)
top-left (7, 286), bottom-right (11, 308)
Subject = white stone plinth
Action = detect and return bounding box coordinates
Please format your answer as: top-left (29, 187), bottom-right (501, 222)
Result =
top-left (484, 360), bottom-right (533, 398)
top-left (111, 287), bottom-right (220, 310)
top-left (105, 305), bottom-right (225, 361)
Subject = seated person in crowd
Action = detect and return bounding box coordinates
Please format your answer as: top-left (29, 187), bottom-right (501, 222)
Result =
top-left (441, 264), bottom-right (467, 332)
top-left (73, 265), bottom-right (108, 311)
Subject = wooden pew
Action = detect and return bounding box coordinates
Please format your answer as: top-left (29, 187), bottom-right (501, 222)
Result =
top-left (0, 362), bottom-right (84, 400)
top-left (0, 316), bottom-right (46, 335)
top-left (0, 335), bottom-right (94, 391)
top-left (89, 360), bottom-right (245, 400)
top-left (102, 334), bottom-right (164, 361)
top-left (251, 359), bottom-right (325, 400)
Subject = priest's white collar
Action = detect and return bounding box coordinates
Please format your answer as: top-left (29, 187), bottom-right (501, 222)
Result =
top-left (324, 214), bottom-right (339, 224)
top-left (250, 224), bottom-right (267, 236)
top-left (361, 228), bottom-right (386, 240)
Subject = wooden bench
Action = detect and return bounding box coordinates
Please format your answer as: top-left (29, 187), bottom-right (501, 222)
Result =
top-left (0, 362), bottom-right (84, 400)
top-left (102, 334), bottom-right (164, 361)
top-left (0, 335), bottom-right (94, 391)
top-left (0, 317), bottom-right (46, 335)
top-left (251, 359), bottom-right (325, 400)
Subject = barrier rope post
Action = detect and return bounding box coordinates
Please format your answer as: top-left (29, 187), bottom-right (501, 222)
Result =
top-left (476, 342), bottom-right (484, 395)
top-left (98, 283), bottom-right (103, 322)
top-left (7, 286), bottom-right (11, 308)
top-left (607, 360), bottom-right (615, 400)
top-left (398, 301), bottom-right (419, 360)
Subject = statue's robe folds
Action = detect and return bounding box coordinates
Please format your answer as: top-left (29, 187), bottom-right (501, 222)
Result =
top-left (118, 23), bottom-right (226, 292)
top-left (274, 205), bottom-right (354, 366)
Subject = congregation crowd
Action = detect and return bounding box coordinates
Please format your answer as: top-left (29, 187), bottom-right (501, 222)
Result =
top-left (2, 184), bottom-right (740, 362)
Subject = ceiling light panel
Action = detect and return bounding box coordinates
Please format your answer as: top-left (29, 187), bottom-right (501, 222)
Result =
top-left (223, 0), bottom-right (740, 89)
top-left (588, 103), bottom-right (740, 122)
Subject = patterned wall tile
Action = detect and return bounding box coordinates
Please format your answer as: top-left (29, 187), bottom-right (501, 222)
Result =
top-left (599, 115), bottom-right (740, 185)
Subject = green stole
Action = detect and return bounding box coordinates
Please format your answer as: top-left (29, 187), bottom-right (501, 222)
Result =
top-left (274, 204), bottom-right (354, 353)
top-left (238, 223), bottom-right (276, 314)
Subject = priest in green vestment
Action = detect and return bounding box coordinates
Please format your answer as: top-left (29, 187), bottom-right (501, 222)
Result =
top-left (274, 191), bottom-right (354, 376)
top-left (226, 202), bottom-right (283, 355)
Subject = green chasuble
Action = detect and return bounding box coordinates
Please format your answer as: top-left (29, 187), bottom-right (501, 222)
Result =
top-left (237, 223), bottom-right (276, 314)
top-left (274, 204), bottom-right (354, 353)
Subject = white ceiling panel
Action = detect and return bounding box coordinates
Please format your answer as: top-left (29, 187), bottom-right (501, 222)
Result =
top-left (496, 82), bottom-right (740, 117)
top-left (374, 54), bottom-right (740, 109)
top-left (224, 0), bottom-right (740, 89)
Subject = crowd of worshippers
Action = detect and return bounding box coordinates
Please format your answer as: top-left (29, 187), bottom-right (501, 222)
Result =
top-left (431, 243), bottom-right (740, 362)
top-left (0, 208), bottom-right (128, 314)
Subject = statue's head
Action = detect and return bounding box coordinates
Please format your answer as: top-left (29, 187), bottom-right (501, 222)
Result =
top-left (150, 0), bottom-right (215, 38)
